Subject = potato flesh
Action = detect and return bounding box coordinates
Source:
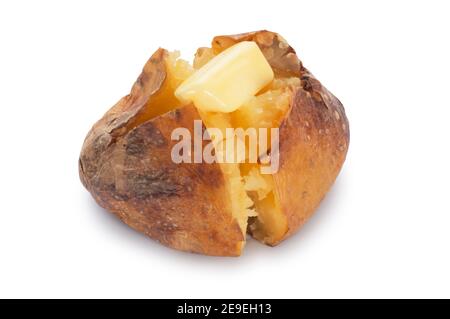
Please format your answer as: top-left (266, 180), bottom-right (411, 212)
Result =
top-left (234, 78), bottom-right (300, 130)
top-left (199, 112), bottom-right (256, 234)
top-left (240, 164), bottom-right (288, 244)
top-left (237, 85), bottom-right (293, 243)
top-left (175, 42), bottom-right (274, 113)
top-left (145, 48), bottom-right (298, 244)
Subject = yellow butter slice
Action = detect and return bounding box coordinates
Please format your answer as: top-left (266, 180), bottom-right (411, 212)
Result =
top-left (175, 41), bottom-right (274, 113)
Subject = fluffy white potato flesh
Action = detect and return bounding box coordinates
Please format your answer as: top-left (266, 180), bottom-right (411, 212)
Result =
top-left (175, 41), bottom-right (274, 113)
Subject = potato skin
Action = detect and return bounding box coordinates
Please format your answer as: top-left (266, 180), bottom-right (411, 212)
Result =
top-left (79, 49), bottom-right (244, 256)
top-left (271, 69), bottom-right (349, 245)
top-left (80, 31), bottom-right (349, 255)
top-left (213, 31), bottom-right (350, 245)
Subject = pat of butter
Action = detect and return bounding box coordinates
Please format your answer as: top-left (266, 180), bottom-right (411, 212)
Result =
top-left (175, 41), bottom-right (274, 113)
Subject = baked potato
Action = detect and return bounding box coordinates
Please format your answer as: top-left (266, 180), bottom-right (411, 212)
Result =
top-left (79, 30), bottom-right (349, 256)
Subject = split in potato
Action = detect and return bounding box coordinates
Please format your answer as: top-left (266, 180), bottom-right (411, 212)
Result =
top-left (79, 30), bottom-right (349, 256)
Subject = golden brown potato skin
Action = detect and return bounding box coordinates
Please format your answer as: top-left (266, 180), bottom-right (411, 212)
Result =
top-left (271, 70), bottom-right (349, 245)
top-left (79, 49), bottom-right (244, 256)
top-left (79, 30), bottom-right (349, 255)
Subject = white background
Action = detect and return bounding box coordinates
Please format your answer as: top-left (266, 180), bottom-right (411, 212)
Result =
top-left (0, 0), bottom-right (449, 298)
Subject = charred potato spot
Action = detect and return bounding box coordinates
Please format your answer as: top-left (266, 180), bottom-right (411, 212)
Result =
top-left (79, 30), bottom-right (349, 256)
top-left (126, 170), bottom-right (181, 199)
top-left (125, 122), bottom-right (167, 157)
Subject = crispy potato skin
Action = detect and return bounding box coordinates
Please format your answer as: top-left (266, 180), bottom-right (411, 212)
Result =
top-left (79, 49), bottom-right (244, 256)
top-left (80, 30), bottom-right (349, 255)
top-left (271, 70), bottom-right (349, 245)
top-left (213, 31), bottom-right (350, 246)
